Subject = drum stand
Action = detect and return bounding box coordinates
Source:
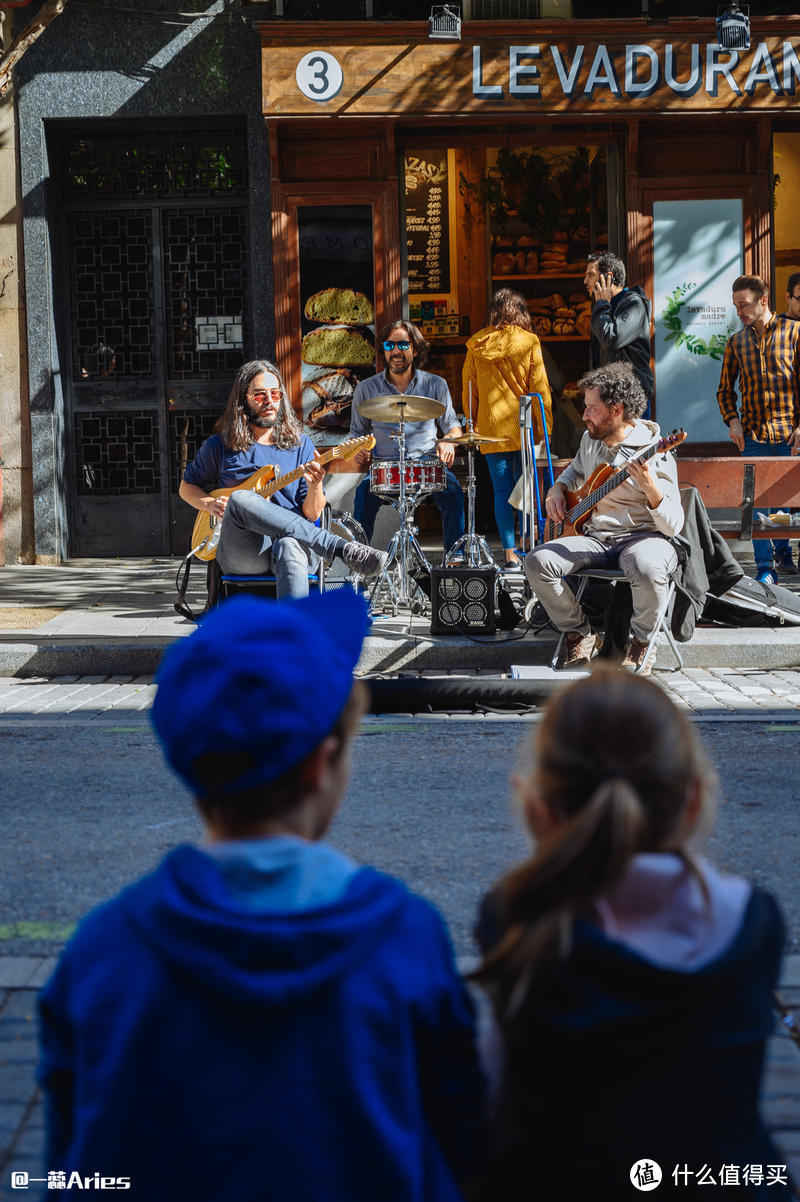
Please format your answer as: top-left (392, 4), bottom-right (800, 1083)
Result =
top-left (444, 417), bottom-right (498, 569)
top-left (370, 410), bottom-right (432, 616)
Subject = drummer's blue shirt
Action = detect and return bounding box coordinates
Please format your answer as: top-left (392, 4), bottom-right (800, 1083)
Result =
top-left (349, 370), bottom-right (461, 460)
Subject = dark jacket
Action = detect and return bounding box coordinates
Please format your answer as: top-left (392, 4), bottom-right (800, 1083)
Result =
top-left (591, 284), bottom-right (654, 404)
top-left (475, 886), bottom-right (789, 1201)
top-left (38, 846), bottom-right (487, 1202)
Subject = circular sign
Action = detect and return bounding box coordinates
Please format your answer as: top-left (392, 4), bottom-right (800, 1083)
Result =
top-left (296, 52), bottom-right (343, 103)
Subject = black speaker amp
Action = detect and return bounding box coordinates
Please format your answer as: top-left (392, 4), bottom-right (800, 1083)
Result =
top-left (429, 566), bottom-right (496, 636)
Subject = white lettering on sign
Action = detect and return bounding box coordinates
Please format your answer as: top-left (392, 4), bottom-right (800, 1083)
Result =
top-left (296, 51), bottom-right (343, 102)
top-left (469, 41), bottom-right (800, 101)
top-left (510, 45), bottom-right (541, 96)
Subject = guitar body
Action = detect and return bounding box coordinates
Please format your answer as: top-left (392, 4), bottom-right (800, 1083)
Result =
top-left (188, 434), bottom-right (375, 561)
top-left (190, 465), bottom-right (278, 562)
top-left (544, 463), bottom-right (617, 541)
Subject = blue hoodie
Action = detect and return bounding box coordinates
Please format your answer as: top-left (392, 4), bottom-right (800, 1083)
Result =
top-left (38, 844), bottom-right (487, 1202)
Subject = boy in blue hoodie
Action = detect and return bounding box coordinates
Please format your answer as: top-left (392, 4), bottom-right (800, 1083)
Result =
top-left (38, 590), bottom-right (486, 1201)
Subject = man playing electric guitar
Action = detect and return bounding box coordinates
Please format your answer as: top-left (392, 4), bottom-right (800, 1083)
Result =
top-left (526, 362), bottom-right (684, 675)
top-left (179, 359), bottom-right (387, 598)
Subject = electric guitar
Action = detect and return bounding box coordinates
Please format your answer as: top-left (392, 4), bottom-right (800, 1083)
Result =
top-left (544, 429), bottom-right (687, 541)
top-left (190, 434), bottom-right (375, 562)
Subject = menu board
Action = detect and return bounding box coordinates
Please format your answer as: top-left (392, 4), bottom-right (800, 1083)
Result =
top-left (405, 152), bottom-right (450, 295)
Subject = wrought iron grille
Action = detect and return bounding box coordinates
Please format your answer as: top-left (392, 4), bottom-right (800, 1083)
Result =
top-left (169, 409), bottom-right (221, 492)
top-left (60, 127), bottom-right (248, 201)
top-left (164, 206), bottom-right (248, 379)
top-left (75, 411), bottom-right (162, 495)
top-left (69, 210), bottom-right (154, 381)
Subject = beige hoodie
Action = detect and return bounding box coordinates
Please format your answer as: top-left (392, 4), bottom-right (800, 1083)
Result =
top-left (557, 419), bottom-right (684, 541)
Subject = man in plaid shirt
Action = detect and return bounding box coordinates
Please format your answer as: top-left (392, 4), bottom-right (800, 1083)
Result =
top-left (716, 274), bottom-right (800, 583)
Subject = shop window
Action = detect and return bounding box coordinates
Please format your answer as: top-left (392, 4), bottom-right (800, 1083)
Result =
top-left (297, 205), bottom-right (376, 448)
top-left (773, 132), bottom-right (800, 308)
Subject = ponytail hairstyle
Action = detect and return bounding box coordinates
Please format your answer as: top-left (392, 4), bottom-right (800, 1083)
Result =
top-left (474, 664), bottom-right (716, 1028)
top-left (215, 359), bottom-right (303, 452)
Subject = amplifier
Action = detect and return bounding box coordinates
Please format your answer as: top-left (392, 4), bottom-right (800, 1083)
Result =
top-left (429, 566), bottom-right (496, 636)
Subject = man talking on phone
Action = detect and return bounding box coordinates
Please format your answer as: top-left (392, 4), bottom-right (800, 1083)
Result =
top-left (584, 252), bottom-right (654, 420)
top-left (348, 319), bottom-right (465, 557)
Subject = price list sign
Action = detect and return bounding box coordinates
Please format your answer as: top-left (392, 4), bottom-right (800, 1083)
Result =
top-left (404, 152), bottom-right (450, 294)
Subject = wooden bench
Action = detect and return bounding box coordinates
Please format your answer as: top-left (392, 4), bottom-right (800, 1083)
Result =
top-left (676, 457), bottom-right (800, 540)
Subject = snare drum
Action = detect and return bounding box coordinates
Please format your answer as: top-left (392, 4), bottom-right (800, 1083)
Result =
top-left (369, 457), bottom-right (446, 498)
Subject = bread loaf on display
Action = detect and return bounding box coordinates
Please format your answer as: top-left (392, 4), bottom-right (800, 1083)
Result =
top-left (301, 326), bottom-right (374, 367)
top-left (304, 288), bottom-right (375, 326)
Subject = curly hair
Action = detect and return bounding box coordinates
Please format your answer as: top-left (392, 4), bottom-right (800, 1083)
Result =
top-left (215, 359), bottom-right (303, 452)
top-left (489, 287), bottom-right (532, 332)
top-left (378, 320), bottom-right (429, 369)
top-left (577, 362), bottom-right (646, 421)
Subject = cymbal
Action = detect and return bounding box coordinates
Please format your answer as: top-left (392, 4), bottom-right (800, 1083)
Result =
top-left (357, 394), bottom-right (445, 422)
top-left (448, 431), bottom-right (505, 446)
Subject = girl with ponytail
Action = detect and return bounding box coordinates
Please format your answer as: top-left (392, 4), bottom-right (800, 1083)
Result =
top-left (474, 665), bottom-right (789, 1200)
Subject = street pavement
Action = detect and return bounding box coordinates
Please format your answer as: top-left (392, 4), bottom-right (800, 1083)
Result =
top-left (1, 556), bottom-right (799, 1195)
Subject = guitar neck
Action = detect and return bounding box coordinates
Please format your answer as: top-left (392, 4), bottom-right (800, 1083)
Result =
top-left (259, 446), bottom-right (336, 498)
top-left (568, 441), bottom-right (658, 525)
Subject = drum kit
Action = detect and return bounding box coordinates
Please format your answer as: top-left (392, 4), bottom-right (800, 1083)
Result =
top-left (355, 392), bottom-right (504, 615)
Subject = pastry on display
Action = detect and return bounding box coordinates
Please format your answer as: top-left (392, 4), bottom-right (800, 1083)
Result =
top-left (304, 288), bottom-right (375, 326)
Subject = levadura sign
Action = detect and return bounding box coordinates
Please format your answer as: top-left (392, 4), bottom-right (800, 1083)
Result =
top-left (261, 27), bottom-right (800, 117)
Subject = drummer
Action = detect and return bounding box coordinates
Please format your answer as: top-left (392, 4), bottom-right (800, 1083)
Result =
top-left (348, 319), bottom-right (466, 557)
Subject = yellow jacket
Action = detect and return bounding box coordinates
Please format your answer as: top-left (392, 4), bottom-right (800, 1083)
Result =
top-left (462, 323), bottom-right (553, 455)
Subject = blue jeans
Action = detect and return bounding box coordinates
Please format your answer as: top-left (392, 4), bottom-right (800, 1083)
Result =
top-left (484, 451), bottom-right (523, 550)
top-left (742, 435), bottom-right (792, 571)
top-left (354, 465), bottom-right (465, 553)
top-left (216, 492), bottom-right (343, 599)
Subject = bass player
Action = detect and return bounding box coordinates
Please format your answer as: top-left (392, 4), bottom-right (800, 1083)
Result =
top-left (526, 362), bottom-right (684, 675)
top-left (179, 359), bottom-right (387, 598)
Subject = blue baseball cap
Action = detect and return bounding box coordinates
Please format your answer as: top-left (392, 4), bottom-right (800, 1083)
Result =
top-left (151, 590), bottom-right (370, 797)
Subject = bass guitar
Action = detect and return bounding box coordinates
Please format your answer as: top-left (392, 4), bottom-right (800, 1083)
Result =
top-left (190, 434), bottom-right (375, 562)
top-left (544, 429), bottom-right (687, 541)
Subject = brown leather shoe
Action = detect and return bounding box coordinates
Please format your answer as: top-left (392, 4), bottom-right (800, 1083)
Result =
top-left (562, 631), bottom-right (598, 669)
top-left (622, 636), bottom-right (655, 677)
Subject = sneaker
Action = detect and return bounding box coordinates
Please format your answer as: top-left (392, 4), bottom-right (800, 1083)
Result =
top-left (342, 541), bottom-right (389, 580)
top-left (561, 631), bottom-right (598, 669)
top-left (773, 553), bottom-right (799, 576)
top-left (755, 568), bottom-right (779, 586)
top-left (622, 636), bottom-right (656, 677)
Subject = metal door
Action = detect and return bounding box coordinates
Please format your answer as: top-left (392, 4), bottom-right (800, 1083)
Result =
top-left (55, 123), bottom-right (250, 556)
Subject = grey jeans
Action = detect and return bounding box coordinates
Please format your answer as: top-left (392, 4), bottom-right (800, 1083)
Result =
top-left (525, 531), bottom-right (678, 643)
top-left (216, 491), bottom-right (345, 599)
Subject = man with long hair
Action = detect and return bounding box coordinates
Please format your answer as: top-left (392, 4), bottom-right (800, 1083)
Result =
top-left (348, 320), bottom-right (465, 556)
top-left (179, 359), bottom-right (386, 597)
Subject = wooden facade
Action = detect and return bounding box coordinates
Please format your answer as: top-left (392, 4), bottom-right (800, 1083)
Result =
top-left (261, 17), bottom-right (800, 451)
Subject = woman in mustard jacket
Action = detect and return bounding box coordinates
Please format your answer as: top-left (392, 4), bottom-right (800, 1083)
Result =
top-left (462, 289), bottom-right (553, 570)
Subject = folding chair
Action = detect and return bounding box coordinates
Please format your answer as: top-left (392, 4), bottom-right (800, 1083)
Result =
top-left (550, 566), bottom-right (684, 674)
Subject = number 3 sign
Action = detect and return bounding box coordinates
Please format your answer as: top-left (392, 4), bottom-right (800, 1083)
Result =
top-left (296, 52), bottom-right (343, 102)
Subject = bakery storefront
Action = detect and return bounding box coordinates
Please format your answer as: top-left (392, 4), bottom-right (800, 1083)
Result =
top-left (262, 17), bottom-right (800, 488)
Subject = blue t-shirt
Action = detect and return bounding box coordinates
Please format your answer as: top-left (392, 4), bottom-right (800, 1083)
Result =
top-left (183, 434), bottom-right (317, 512)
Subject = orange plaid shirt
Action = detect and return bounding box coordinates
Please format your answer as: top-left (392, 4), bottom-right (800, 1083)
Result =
top-left (716, 314), bottom-right (800, 442)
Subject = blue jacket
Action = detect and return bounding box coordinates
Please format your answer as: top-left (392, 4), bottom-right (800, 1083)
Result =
top-left (38, 846), bottom-right (487, 1202)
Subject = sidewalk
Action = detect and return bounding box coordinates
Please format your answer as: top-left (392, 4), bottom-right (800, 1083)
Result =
top-left (1, 955), bottom-right (798, 1197)
top-left (1, 555), bottom-right (800, 679)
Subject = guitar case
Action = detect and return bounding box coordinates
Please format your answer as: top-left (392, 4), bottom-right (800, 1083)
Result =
top-left (702, 576), bottom-right (800, 628)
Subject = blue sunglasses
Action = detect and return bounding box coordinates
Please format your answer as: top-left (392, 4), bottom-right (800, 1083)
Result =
top-left (383, 340), bottom-right (411, 352)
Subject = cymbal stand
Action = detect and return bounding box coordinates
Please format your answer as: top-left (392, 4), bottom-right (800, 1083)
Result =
top-left (444, 405), bottom-right (498, 569)
top-left (370, 403), bottom-right (432, 616)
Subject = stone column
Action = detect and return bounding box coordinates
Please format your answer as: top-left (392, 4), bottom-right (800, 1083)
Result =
top-left (0, 10), bottom-right (35, 565)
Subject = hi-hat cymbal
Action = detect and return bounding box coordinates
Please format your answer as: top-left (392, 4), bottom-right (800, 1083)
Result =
top-left (448, 431), bottom-right (506, 446)
top-left (357, 394), bottom-right (445, 422)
